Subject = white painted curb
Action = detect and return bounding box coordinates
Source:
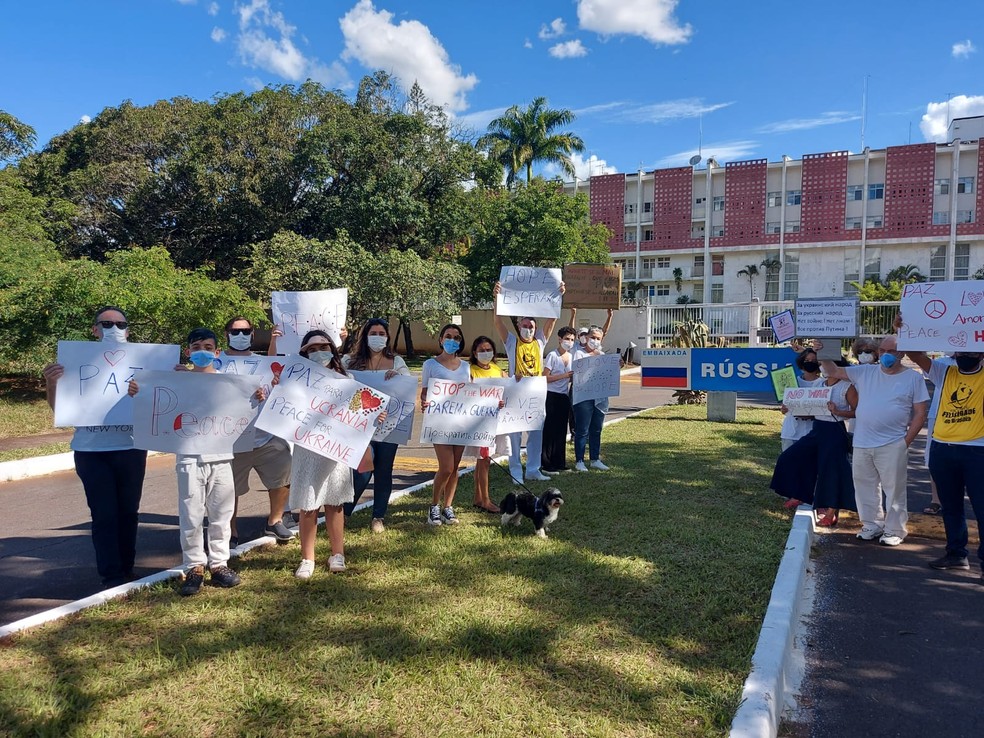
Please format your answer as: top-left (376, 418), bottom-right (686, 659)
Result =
top-left (729, 506), bottom-right (816, 738)
top-left (0, 452), bottom-right (76, 482)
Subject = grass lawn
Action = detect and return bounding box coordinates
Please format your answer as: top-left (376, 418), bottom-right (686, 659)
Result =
top-left (0, 376), bottom-right (53, 439)
top-left (0, 406), bottom-right (789, 737)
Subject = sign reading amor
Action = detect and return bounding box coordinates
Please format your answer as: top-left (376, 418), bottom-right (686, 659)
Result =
top-left (572, 353), bottom-right (621, 405)
top-left (271, 289), bottom-right (348, 355)
top-left (496, 266), bottom-right (564, 319)
top-left (54, 341), bottom-right (180, 427)
top-left (898, 280), bottom-right (984, 351)
top-left (562, 263), bottom-right (621, 309)
top-left (474, 376), bottom-right (547, 434)
top-left (782, 386), bottom-right (832, 416)
top-left (255, 357), bottom-right (388, 468)
top-left (131, 371), bottom-right (260, 455)
top-left (420, 378), bottom-right (503, 446)
top-left (348, 371), bottom-right (418, 445)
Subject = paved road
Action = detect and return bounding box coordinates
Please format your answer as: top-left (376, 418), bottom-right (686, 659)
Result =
top-left (0, 373), bottom-right (673, 625)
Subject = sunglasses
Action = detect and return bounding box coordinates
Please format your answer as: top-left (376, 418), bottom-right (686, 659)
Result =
top-left (98, 321), bottom-right (128, 329)
top-left (228, 328), bottom-right (253, 336)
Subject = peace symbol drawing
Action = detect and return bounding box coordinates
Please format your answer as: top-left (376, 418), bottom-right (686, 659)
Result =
top-left (924, 300), bottom-right (947, 320)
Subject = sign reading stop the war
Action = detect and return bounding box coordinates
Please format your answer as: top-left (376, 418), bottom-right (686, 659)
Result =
top-left (898, 280), bottom-right (984, 351)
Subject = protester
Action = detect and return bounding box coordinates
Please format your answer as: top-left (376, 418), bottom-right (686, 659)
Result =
top-left (571, 320), bottom-right (619, 472)
top-left (568, 308), bottom-right (613, 442)
top-left (821, 336), bottom-right (929, 546)
top-left (341, 318), bottom-right (410, 533)
top-left (128, 327), bottom-right (249, 596)
top-left (220, 317), bottom-right (294, 547)
top-left (541, 326), bottom-right (576, 473)
top-left (776, 349), bottom-right (824, 510)
top-left (42, 306), bottom-right (148, 588)
top-left (466, 336), bottom-right (508, 513)
top-left (420, 324), bottom-right (472, 526)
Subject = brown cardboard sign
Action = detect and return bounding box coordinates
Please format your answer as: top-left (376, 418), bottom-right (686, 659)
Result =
top-left (562, 263), bottom-right (621, 309)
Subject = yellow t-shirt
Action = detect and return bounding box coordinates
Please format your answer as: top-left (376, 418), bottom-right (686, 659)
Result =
top-left (934, 365), bottom-right (984, 443)
top-left (514, 339), bottom-right (542, 377)
top-left (470, 363), bottom-right (504, 380)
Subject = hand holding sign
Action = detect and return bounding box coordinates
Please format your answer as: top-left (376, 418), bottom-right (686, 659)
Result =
top-left (495, 266), bottom-right (564, 319)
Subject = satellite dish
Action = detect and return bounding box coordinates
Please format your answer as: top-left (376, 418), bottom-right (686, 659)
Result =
top-left (689, 154), bottom-right (702, 166)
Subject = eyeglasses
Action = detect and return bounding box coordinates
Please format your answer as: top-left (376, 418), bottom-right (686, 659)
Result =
top-left (98, 321), bottom-right (128, 329)
top-left (228, 328), bottom-right (253, 336)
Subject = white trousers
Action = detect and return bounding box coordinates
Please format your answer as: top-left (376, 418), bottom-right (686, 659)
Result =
top-left (508, 429), bottom-right (543, 480)
top-left (852, 438), bottom-right (909, 537)
top-left (176, 458), bottom-right (235, 569)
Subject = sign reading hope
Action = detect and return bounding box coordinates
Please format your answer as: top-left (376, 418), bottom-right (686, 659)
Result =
top-left (496, 265), bottom-right (564, 319)
top-left (54, 341), bottom-right (180, 427)
top-left (898, 280), bottom-right (984, 351)
top-left (271, 289), bottom-right (348, 355)
top-left (572, 353), bottom-right (621, 405)
top-left (420, 378), bottom-right (503, 446)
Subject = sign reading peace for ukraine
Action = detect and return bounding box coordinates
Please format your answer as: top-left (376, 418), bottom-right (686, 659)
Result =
top-left (642, 347), bottom-right (797, 393)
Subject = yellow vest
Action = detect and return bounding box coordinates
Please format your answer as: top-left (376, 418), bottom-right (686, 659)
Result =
top-left (934, 366), bottom-right (984, 443)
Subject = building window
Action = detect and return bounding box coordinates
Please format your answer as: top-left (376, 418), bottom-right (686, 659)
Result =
top-left (655, 283), bottom-right (670, 297)
top-left (955, 243), bottom-right (971, 280)
top-left (786, 190), bottom-right (801, 206)
top-left (845, 216), bottom-right (862, 230)
top-left (783, 252), bottom-right (799, 299)
top-left (693, 255), bottom-right (705, 277)
top-left (844, 252), bottom-right (860, 296)
top-left (643, 229), bottom-right (653, 241)
top-left (933, 211), bottom-right (950, 225)
top-left (711, 226), bottom-right (724, 237)
top-left (958, 177), bottom-right (975, 194)
top-left (695, 197), bottom-right (705, 206)
top-left (929, 245), bottom-right (947, 281)
top-left (767, 221), bottom-right (781, 234)
top-left (864, 247), bottom-right (881, 282)
top-left (935, 178), bottom-right (950, 195)
top-left (957, 210), bottom-right (975, 223)
top-left (712, 196), bottom-right (725, 212)
top-left (691, 224), bottom-right (705, 239)
top-left (785, 220), bottom-right (801, 233)
top-left (710, 283), bottom-right (724, 303)
top-left (643, 201), bottom-right (652, 213)
top-left (767, 191), bottom-right (782, 207)
top-left (693, 282), bottom-right (704, 303)
top-left (866, 215), bottom-right (883, 228)
top-left (712, 254), bottom-right (724, 276)
top-left (656, 256), bottom-right (670, 269)
top-left (624, 230), bottom-right (637, 242)
top-left (641, 257), bottom-right (658, 272)
top-left (847, 184), bottom-right (864, 201)
top-left (868, 183), bottom-right (884, 200)
top-left (624, 203), bottom-right (636, 215)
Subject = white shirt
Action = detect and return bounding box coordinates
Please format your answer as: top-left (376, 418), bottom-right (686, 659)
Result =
top-left (71, 425), bottom-right (135, 452)
top-left (845, 365), bottom-right (929, 448)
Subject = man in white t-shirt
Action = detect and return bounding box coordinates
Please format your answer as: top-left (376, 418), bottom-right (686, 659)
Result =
top-left (822, 335), bottom-right (928, 546)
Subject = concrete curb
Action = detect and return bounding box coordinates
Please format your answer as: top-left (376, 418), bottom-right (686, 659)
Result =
top-left (729, 506), bottom-right (816, 738)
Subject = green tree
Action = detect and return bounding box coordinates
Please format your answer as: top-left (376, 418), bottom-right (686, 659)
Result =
top-left (884, 264), bottom-right (925, 284)
top-left (0, 111), bottom-right (36, 162)
top-left (736, 264), bottom-right (760, 301)
top-left (477, 97), bottom-right (585, 187)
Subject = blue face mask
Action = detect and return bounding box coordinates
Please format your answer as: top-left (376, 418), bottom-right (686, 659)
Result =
top-left (189, 350), bottom-right (216, 368)
top-left (879, 353), bottom-right (896, 369)
top-left (442, 339), bottom-right (460, 354)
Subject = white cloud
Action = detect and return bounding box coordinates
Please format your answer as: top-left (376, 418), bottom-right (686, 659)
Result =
top-left (543, 152), bottom-right (618, 180)
top-left (577, 0), bottom-right (691, 45)
top-left (524, 38), bottom-right (533, 49)
top-left (209, 2), bottom-right (219, 15)
top-left (244, 76), bottom-right (265, 91)
top-left (953, 39), bottom-right (976, 58)
top-left (339, 0), bottom-right (478, 112)
top-left (211, 26), bottom-right (227, 43)
top-left (79, 115), bottom-right (92, 124)
top-left (608, 98), bottom-right (732, 124)
top-left (549, 39), bottom-right (588, 59)
top-left (455, 106), bottom-right (508, 133)
top-left (539, 18), bottom-right (566, 40)
top-left (655, 140), bottom-right (758, 168)
top-left (757, 111), bottom-right (861, 134)
top-left (175, 0), bottom-right (196, 4)
top-left (920, 95), bottom-right (984, 141)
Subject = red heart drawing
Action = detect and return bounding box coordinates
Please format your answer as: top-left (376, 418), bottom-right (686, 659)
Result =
top-left (103, 350), bottom-right (125, 367)
top-left (271, 362), bottom-right (284, 375)
top-left (360, 389), bottom-right (382, 412)
top-left (949, 331), bottom-right (968, 348)
top-left (173, 415), bottom-right (182, 431)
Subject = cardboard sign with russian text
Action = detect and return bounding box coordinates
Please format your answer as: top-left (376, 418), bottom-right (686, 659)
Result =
top-left (419, 378), bottom-right (503, 446)
top-left (898, 280), bottom-right (984, 351)
top-left (474, 376), bottom-right (547, 434)
top-left (794, 297), bottom-right (858, 338)
top-left (572, 353), bottom-right (621, 404)
top-left (496, 266), bottom-right (564, 319)
top-left (562, 263), bottom-right (621, 309)
top-left (271, 289), bottom-right (347, 355)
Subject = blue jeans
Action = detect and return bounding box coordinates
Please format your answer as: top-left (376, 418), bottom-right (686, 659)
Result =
top-left (573, 398), bottom-right (608, 463)
top-left (344, 441), bottom-right (398, 520)
top-left (929, 441), bottom-right (984, 564)
top-left (74, 449), bottom-right (148, 584)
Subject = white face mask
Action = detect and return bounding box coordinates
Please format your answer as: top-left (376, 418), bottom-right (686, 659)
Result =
top-left (476, 350), bottom-right (494, 364)
top-left (587, 338), bottom-right (602, 351)
top-left (307, 350), bottom-right (333, 366)
top-left (228, 333), bottom-right (251, 351)
top-left (519, 327), bottom-right (535, 341)
top-left (561, 339), bottom-right (574, 351)
top-left (100, 326), bottom-right (127, 343)
top-left (367, 335), bottom-right (388, 353)
top-left (857, 351), bottom-right (874, 364)
top-left (578, 335), bottom-right (588, 345)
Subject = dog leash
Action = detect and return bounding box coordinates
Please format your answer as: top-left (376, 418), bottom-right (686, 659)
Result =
top-left (489, 457), bottom-right (536, 495)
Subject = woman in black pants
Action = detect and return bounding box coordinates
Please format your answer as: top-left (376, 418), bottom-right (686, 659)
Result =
top-left (541, 326), bottom-right (577, 473)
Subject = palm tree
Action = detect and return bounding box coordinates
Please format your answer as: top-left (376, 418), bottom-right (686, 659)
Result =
top-left (760, 258), bottom-right (782, 300)
top-left (737, 264), bottom-right (760, 302)
top-left (884, 264), bottom-right (925, 284)
top-left (477, 97), bottom-right (585, 187)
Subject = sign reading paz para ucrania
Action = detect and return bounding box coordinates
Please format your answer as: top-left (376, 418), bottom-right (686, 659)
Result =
top-left (271, 289), bottom-right (347, 356)
top-left (420, 379), bottom-right (503, 446)
top-left (496, 266), bottom-right (564, 319)
top-left (54, 341), bottom-right (181, 427)
top-left (130, 371), bottom-right (261, 455)
top-left (898, 280), bottom-right (984, 351)
top-left (474, 376), bottom-right (547, 434)
top-left (572, 353), bottom-right (621, 404)
top-left (255, 357), bottom-right (389, 468)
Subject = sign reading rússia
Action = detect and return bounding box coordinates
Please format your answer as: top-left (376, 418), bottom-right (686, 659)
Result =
top-left (898, 280), bottom-right (984, 351)
top-left (641, 347), bottom-right (798, 394)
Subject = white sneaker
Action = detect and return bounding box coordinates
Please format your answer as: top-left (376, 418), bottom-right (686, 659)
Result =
top-left (371, 518), bottom-right (385, 534)
top-left (295, 559), bottom-right (315, 579)
top-left (328, 554), bottom-right (346, 572)
top-left (879, 534), bottom-right (904, 547)
top-left (428, 504), bottom-right (443, 526)
top-left (574, 461), bottom-right (588, 472)
top-left (590, 459), bottom-right (610, 471)
top-left (525, 471), bottom-right (551, 482)
top-left (856, 525), bottom-right (884, 541)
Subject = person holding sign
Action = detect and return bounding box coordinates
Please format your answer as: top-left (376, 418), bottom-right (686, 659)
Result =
top-left (492, 280), bottom-right (565, 483)
top-left (467, 336), bottom-right (509, 514)
top-left (341, 318), bottom-right (411, 534)
top-left (41, 306), bottom-right (149, 589)
top-left (420, 324), bottom-right (472, 526)
top-left (541, 326), bottom-right (577, 473)
top-left (571, 323), bottom-right (619, 472)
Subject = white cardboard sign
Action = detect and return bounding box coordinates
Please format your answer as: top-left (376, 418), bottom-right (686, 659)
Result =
top-left (131, 370), bottom-right (260, 454)
top-left (898, 280), bottom-right (984, 351)
top-left (782, 386), bottom-right (832, 416)
top-left (54, 341), bottom-right (181, 427)
top-left (254, 357), bottom-right (388, 468)
top-left (475, 376), bottom-right (547, 434)
top-left (348, 371), bottom-right (418, 445)
top-left (419, 378), bottom-right (503, 446)
top-left (496, 266), bottom-right (564, 319)
top-left (572, 353), bottom-right (622, 404)
top-left (271, 289), bottom-right (347, 355)
top-left (794, 297), bottom-right (859, 338)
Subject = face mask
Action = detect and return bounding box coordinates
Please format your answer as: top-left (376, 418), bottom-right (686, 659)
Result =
top-left (587, 338), bottom-right (602, 351)
top-left (476, 350), bottom-right (494, 364)
top-left (442, 339), bottom-right (460, 354)
top-left (857, 351), bottom-right (874, 364)
top-left (307, 350), bottom-right (334, 366)
top-left (561, 339), bottom-right (574, 350)
top-left (367, 335), bottom-right (388, 353)
top-left (228, 333), bottom-right (251, 351)
top-left (101, 326), bottom-right (127, 343)
top-left (189, 350), bottom-right (216, 368)
top-left (955, 354), bottom-right (982, 372)
top-left (879, 353), bottom-right (897, 370)
top-left (801, 361), bottom-right (820, 373)
top-left (578, 335), bottom-right (588, 346)
top-left (520, 327), bottom-right (535, 341)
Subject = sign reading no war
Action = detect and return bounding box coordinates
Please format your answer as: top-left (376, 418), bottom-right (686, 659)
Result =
top-left (642, 347), bottom-right (797, 393)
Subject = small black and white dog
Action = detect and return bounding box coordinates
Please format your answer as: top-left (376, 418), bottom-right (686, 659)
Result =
top-left (499, 487), bottom-right (565, 538)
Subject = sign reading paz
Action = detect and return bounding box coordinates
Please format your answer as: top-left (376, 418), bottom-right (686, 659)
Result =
top-left (271, 289), bottom-right (348, 355)
top-left (420, 379), bottom-right (503, 446)
top-left (562, 263), bottom-right (621, 309)
top-left (54, 341), bottom-right (180, 427)
top-left (898, 280), bottom-right (984, 351)
top-left (782, 386), bottom-right (832, 416)
top-left (496, 266), bottom-right (564, 319)
top-left (572, 354), bottom-right (621, 404)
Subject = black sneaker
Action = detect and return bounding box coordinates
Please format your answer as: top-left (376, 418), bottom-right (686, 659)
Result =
top-left (929, 554), bottom-right (970, 570)
top-left (264, 520), bottom-right (295, 542)
top-left (210, 565), bottom-right (242, 588)
top-left (180, 565), bottom-right (205, 596)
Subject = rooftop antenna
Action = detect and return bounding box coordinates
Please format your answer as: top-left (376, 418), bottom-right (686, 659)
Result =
top-left (689, 111), bottom-right (703, 167)
top-left (946, 91), bottom-right (954, 129)
top-left (908, 121), bottom-right (912, 145)
top-left (860, 75), bottom-right (870, 150)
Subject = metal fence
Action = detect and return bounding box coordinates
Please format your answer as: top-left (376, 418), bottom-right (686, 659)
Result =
top-left (647, 301), bottom-right (900, 347)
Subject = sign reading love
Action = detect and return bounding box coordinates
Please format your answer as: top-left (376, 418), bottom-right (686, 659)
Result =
top-left (899, 280), bottom-right (984, 351)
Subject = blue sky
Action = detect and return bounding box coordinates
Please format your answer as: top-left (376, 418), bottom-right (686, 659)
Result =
top-left (4, 0), bottom-right (984, 177)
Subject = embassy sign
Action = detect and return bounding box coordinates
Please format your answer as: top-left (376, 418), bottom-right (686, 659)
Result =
top-left (642, 347), bottom-right (798, 393)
